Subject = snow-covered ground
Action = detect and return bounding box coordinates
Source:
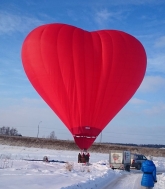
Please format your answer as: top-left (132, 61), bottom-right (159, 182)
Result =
top-left (0, 144), bottom-right (165, 189)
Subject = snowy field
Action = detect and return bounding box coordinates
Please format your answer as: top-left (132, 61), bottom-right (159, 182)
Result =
top-left (0, 145), bottom-right (165, 189)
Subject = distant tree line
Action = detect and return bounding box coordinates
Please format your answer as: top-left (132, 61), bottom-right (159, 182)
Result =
top-left (0, 126), bottom-right (21, 136)
top-left (137, 144), bottom-right (165, 149)
top-left (101, 142), bottom-right (165, 149)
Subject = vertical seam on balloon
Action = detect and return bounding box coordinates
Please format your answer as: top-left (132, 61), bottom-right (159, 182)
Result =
top-left (49, 24), bottom-right (61, 119)
top-left (83, 30), bottom-right (86, 133)
top-left (103, 30), bottom-right (126, 127)
top-left (69, 27), bottom-right (75, 134)
top-left (65, 25), bottom-right (75, 132)
top-left (89, 32), bottom-right (95, 133)
top-left (82, 29), bottom-right (86, 149)
top-left (38, 27), bottom-right (50, 100)
top-left (56, 25), bottom-right (71, 127)
top-left (102, 30), bottom-right (115, 129)
top-left (118, 32), bottom-right (132, 104)
top-left (92, 31), bottom-right (103, 129)
top-left (90, 32), bottom-right (101, 137)
top-left (96, 31), bottom-right (114, 132)
top-left (120, 32), bottom-right (145, 102)
top-left (72, 27), bottom-right (81, 136)
top-left (40, 26), bottom-right (50, 74)
top-left (72, 28), bottom-right (77, 134)
top-left (93, 31), bottom-right (104, 132)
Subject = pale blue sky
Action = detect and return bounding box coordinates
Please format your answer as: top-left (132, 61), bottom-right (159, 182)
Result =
top-left (0, 0), bottom-right (165, 145)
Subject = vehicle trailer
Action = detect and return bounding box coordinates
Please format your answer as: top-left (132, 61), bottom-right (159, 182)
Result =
top-left (109, 150), bottom-right (131, 171)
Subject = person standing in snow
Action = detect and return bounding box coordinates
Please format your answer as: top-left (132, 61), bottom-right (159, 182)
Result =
top-left (84, 149), bottom-right (90, 164)
top-left (141, 155), bottom-right (157, 189)
top-left (78, 150), bottom-right (86, 163)
top-left (78, 151), bottom-right (83, 163)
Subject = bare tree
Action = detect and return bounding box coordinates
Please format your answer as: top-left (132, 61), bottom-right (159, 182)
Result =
top-left (10, 128), bottom-right (18, 136)
top-left (49, 131), bottom-right (57, 140)
top-left (0, 126), bottom-right (7, 135)
top-left (0, 126), bottom-right (19, 136)
top-left (5, 127), bottom-right (10, 135)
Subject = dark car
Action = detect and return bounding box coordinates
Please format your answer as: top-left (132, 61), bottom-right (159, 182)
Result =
top-left (131, 154), bottom-right (147, 170)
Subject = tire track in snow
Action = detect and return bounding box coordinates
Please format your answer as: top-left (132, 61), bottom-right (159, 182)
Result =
top-left (102, 173), bottom-right (142, 189)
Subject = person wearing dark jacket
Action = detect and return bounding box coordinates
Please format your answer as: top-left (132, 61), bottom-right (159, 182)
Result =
top-left (141, 156), bottom-right (157, 189)
top-left (84, 151), bottom-right (90, 163)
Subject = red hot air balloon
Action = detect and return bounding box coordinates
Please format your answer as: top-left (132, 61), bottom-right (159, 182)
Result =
top-left (21, 23), bottom-right (147, 150)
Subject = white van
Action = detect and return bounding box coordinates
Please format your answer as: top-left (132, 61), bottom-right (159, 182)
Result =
top-left (109, 150), bottom-right (131, 171)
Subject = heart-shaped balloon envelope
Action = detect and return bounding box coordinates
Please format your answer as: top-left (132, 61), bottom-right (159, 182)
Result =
top-left (21, 23), bottom-right (147, 149)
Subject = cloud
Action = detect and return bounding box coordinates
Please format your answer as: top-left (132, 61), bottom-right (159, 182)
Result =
top-left (0, 11), bottom-right (43, 35)
top-left (96, 9), bottom-right (112, 20)
top-left (144, 103), bottom-right (165, 115)
top-left (94, 9), bottom-right (125, 28)
top-left (139, 76), bottom-right (165, 93)
top-left (154, 36), bottom-right (165, 48)
top-left (130, 98), bottom-right (147, 105)
top-left (94, 9), bottom-right (112, 27)
top-left (147, 54), bottom-right (165, 74)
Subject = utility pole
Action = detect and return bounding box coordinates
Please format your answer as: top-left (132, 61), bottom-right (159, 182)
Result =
top-left (37, 121), bottom-right (42, 138)
top-left (100, 131), bottom-right (102, 144)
